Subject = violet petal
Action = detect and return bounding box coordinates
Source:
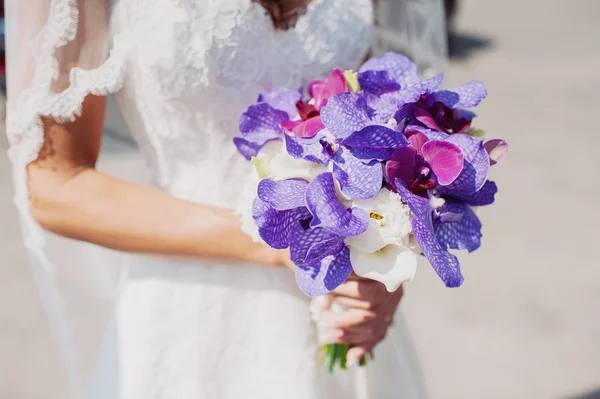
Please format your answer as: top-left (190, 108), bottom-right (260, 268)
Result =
top-left (412, 217), bottom-right (464, 287)
top-left (459, 180), bottom-right (498, 206)
top-left (414, 73), bottom-right (445, 94)
top-left (342, 124), bottom-right (409, 149)
top-left (320, 92), bottom-right (374, 140)
top-left (441, 134), bottom-right (490, 195)
top-left (239, 103), bottom-right (288, 143)
top-left (253, 198), bottom-right (311, 249)
top-left (257, 178), bottom-right (309, 210)
top-left (383, 88), bottom-right (422, 108)
top-left (357, 70), bottom-right (401, 95)
top-left (348, 146), bottom-right (395, 161)
top-left (333, 150), bottom-right (383, 200)
top-left (429, 80), bottom-right (487, 108)
top-left (365, 92), bottom-right (400, 124)
top-left (358, 52), bottom-right (420, 88)
top-left (233, 137), bottom-right (265, 160)
top-left (295, 245), bottom-right (353, 297)
top-left (433, 200), bottom-right (482, 253)
top-left (305, 172), bottom-right (370, 236)
top-left (289, 225), bottom-right (345, 266)
top-left (284, 133), bottom-right (330, 164)
top-left (395, 183), bottom-right (464, 287)
top-left (257, 88), bottom-right (302, 119)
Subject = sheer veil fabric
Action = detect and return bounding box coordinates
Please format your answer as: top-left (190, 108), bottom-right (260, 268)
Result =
top-left (5, 1), bottom-right (447, 397)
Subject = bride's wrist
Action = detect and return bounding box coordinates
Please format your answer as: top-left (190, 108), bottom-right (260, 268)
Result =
top-left (268, 248), bottom-right (294, 271)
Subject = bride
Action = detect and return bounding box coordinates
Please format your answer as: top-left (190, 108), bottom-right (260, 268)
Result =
top-left (5, 1), bottom-right (447, 398)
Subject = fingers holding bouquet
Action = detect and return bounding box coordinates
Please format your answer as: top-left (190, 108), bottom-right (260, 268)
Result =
top-left (311, 276), bottom-right (404, 367)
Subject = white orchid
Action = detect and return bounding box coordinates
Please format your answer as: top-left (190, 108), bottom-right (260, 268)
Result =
top-left (344, 188), bottom-right (418, 292)
top-left (252, 140), bottom-right (329, 181)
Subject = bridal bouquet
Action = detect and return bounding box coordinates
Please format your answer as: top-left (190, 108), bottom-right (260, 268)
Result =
top-left (234, 52), bottom-right (508, 370)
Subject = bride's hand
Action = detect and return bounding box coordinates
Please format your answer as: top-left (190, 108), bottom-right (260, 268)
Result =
top-left (311, 275), bottom-right (404, 367)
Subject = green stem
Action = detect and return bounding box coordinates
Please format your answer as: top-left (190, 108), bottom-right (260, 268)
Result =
top-left (359, 355), bottom-right (367, 367)
top-left (339, 344), bottom-right (349, 370)
top-left (327, 343), bottom-right (338, 373)
top-left (321, 344), bottom-right (370, 372)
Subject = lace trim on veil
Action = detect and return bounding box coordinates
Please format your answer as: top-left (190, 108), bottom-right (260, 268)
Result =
top-left (6, 0), bottom-right (136, 396)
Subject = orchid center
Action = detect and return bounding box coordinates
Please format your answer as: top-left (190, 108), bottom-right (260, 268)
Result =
top-left (296, 102), bottom-right (320, 121)
top-left (408, 164), bottom-right (436, 194)
top-left (415, 96), bottom-right (472, 134)
top-left (369, 212), bottom-right (384, 221)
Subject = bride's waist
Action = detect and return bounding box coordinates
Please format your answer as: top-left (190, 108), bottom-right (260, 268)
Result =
top-left (142, 158), bottom-right (249, 209)
top-left (123, 253), bottom-right (300, 293)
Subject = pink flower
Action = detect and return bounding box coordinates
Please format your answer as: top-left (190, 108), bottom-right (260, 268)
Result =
top-left (281, 69), bottom-right (348, 139)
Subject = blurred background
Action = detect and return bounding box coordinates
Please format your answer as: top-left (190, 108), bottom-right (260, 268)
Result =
top-left (1, 0), bottom-right (599, 398)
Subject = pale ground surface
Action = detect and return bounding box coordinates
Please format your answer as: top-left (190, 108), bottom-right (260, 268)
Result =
top-left (1, 0), bottom-right (599, 398)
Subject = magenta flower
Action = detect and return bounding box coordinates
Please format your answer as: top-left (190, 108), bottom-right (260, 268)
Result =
top-left (386, 129), bottom-right (464, 196)
top-left (280, 68), bottom-right (348, 139)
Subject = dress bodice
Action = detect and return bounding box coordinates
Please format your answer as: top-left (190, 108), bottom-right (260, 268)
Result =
top-left (114, 0), bottom-right (373, 207)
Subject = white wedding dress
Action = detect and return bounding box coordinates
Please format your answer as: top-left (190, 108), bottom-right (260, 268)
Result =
top-left (5, 1), bottom-right (447, 398)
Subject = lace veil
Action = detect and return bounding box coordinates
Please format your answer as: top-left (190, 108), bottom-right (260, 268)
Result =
top-left (4, 1), bottom-right (446, 397)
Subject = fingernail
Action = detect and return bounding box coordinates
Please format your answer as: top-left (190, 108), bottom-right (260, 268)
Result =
top-left (346, 357), bottom-right (357, 368)
top-left (310, 297), bottom-right (326, 314)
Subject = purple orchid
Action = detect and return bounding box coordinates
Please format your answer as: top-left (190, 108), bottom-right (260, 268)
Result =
top-left (386, 131), bottom-right (497, 287)
top-left (252, 178), bottom-right (312, 249)
top-left (286, 91), bottom-right (413, 200)
top-left (233, 69), bottom-right (348, 160)
top-left (253, 173), bottom-right (369, 297)
top-left (233, 87), bottom-right (302, 160)
top-left (357, 53), bottom-right (445, 123)
top-left (292, 172), bottom-right (369, 296)
top-left (394, 80), bottom-right (487, 134)
top-left (394, 177), bottom-right (497, 288)
top-left (358, 52), bottom-right (488, 134)
top-left (289, 91), bottom-right (411, 199)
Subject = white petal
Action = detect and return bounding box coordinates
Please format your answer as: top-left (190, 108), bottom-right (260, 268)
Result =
top-left (269, 152), bottom-right (328, 182)
top-left (235, 173), bottom-right (263, 244)
top-left (345, 188), bottom-right (412, 252)
top-left (344, 220), bottom-right (386, 253)
top-left (350, 245), bottom-right (417, 292)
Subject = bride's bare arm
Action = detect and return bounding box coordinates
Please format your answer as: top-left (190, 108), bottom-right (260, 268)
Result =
top-left (27, 94), bottom-right (285, 267)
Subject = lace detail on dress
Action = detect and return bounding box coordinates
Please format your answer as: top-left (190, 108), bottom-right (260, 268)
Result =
top-left (121, 0), bottom-right (372, 205)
